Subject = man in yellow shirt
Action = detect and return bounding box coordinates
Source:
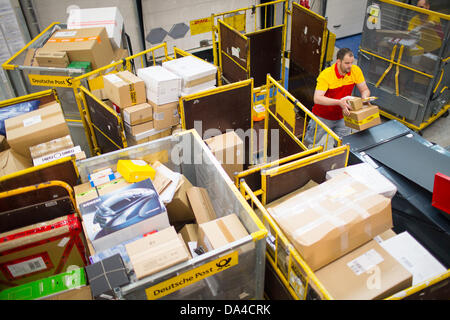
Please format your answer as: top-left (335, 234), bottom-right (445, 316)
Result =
top-left (304, 48), bottom-right (370, 146)
top-left (408, 0), bottom-right (443, 53)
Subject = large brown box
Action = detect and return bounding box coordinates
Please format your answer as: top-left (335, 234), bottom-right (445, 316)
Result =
top-left (103, 71), bottom-right (146, 109)
top-left (267, 173), bottom-right (393, 271)
top-left (125, 226), bottom-right (189, 279)
top-left (5, 103), bottom-right (70, 158)
top-left (198, 214), bottom-right (249, 252)
top-left (316, 240), bottom-right (413, 300)
top-left (204, 131), bottom-right (244, 180)
top-left (344, 105), bottom-right (381, 131)
top-left (148, 100), bottom-right (180, 130)
top-left (41, 27), bottom-right (114, 70)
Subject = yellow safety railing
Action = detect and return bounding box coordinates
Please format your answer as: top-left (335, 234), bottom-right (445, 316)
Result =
top-left (239, 180), bottom-right (334, 300)
top-left (264, 74), bottom-right (342, 161)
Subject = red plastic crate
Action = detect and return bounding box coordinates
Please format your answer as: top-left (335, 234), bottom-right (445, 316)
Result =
top-left (432, 172), bottom-right (450, 214)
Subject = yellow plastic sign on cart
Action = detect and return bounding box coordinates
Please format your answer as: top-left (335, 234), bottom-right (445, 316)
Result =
top-left (28, 74), bottom-right (73, 88)
top-left (145, 251), bottom-right (239, 300)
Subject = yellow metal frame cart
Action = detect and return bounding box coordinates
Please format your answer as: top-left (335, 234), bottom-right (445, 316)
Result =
top-left (358, 0), bottom-right (449, 132)
top-left (211, 0), bottom-right (289, 88)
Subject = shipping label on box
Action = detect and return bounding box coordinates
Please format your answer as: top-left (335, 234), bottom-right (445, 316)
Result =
top-left (32, 146), bottom-right (82, 166)
top-left (0, 215), bottom-right (88, 290)
top-left (79, 179), bottom-right (170, 252)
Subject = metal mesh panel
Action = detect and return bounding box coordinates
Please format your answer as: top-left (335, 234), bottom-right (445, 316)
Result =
top-left (361, 0), bottom-right (448, 75)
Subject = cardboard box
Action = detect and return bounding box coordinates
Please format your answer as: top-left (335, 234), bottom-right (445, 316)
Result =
top-left (348, 97), bottom-right (363, 111)
top-left (137, 66), bottom-right (181, 105)
top-left (326, 163), bottom-right (397, 199)
top-left (103, 71), bottom-right (146, 109)
top-left (67, 7), bottom-right (124, 49)
top-left (179, 224), bottom-right (199, 244)
top-left (0, 215), bottom-right (88, 290)
top-left (79, 178), bottom-right (170, 252)
top-left (148, 100), bottom-right (180, 130)
top-left (165, 174), bottom-right (196, 224)
top-left (379, 232), bottom-right (447, 285)
top-left (29, 135), bottom-right (74, 159)
top-left (126, 226), bottom-right (190, 279)
top-left (267, 173), bottom-right (393, 271)
top-left (126, 127), bottom-right (172, 146)
top-left (0, 134), bottom-right (9, 151)
top-left (23, 48), bottom-right (39, 67)
top-left (35, 50), bottom-right (69, 68)
top-left (5, 102), bottom-right (70, 158)
top-left (315, 240), bottom-right (412, 300)
top-left (117, 159), bottom-right (156, 182)
top-left (125, 121), bottom-right (154, 136)
top-left (344, 104), bottom-right (381, 131)
top-left (42, 27), bottom-right (114, 70)
top-left (162, 55), bottom-right (217, 90)
top-left (85, 254), bottom-right (129, 300)
top-left (0, 267), bottom-right (90, 300)
top-left (0, 148), bottom-right (32, 176)
top-left (186, 187), bottom-right (217, 224)
top-left (123, 103), bottom-right (153, 125)
top-left (204, 131), bottom-right (244, 180)
top-left (198, 214), bottom-right (249, 252)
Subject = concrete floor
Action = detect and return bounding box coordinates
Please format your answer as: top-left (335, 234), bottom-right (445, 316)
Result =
top-left (421, 113), bottom-right (450, 149)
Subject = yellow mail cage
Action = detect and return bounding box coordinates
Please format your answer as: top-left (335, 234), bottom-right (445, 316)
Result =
top-left (75, 129), bottom-right (267, 300)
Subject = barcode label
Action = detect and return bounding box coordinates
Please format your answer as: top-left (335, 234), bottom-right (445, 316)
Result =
top-left (23, 115), bottom-right (42, 127)
top-left (347, 249), bottom-right (384, 276)
top-left (54, 31), bottom-right (77, 37)
top-left (7, 257), bottom-right (47, 278)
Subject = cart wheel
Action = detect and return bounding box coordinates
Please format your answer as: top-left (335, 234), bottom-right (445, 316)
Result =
top-left (443, 110), bottom-right (449, 118)
top-left (418, 130), bottom-right (423, 136)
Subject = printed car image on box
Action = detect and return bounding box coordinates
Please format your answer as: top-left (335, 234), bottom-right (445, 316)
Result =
top-left (79, 179), bottom-right (170, 252)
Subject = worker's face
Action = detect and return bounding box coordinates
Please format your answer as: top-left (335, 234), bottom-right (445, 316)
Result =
top-left (337, 54), bottom-right (354, 74)
top-left (417, 0), bottom-right (429, 10)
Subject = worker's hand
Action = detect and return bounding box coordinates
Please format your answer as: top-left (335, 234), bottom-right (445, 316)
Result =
top-left (339, 97), bottom-right (351, 116)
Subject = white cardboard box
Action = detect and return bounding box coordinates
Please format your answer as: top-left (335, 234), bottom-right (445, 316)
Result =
top-left (379, 231), bottom-right (447, 285)
top-left (326, 163), bottom-right (397, 199)
top-left (137, 66), bottom-right (181, 105)
top-left (67, 7), bottom-right (124, 49)
top-left (162, 56), bottom-right (217, 89)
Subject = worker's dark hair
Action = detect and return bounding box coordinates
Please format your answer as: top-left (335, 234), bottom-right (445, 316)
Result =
top-left (337, 48), bottom-right (354, 61)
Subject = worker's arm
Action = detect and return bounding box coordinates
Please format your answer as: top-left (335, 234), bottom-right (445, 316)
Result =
top-left (314, 90), bottom-right (352, 116)
top-left (356, 81), bottom-right (371, 99)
